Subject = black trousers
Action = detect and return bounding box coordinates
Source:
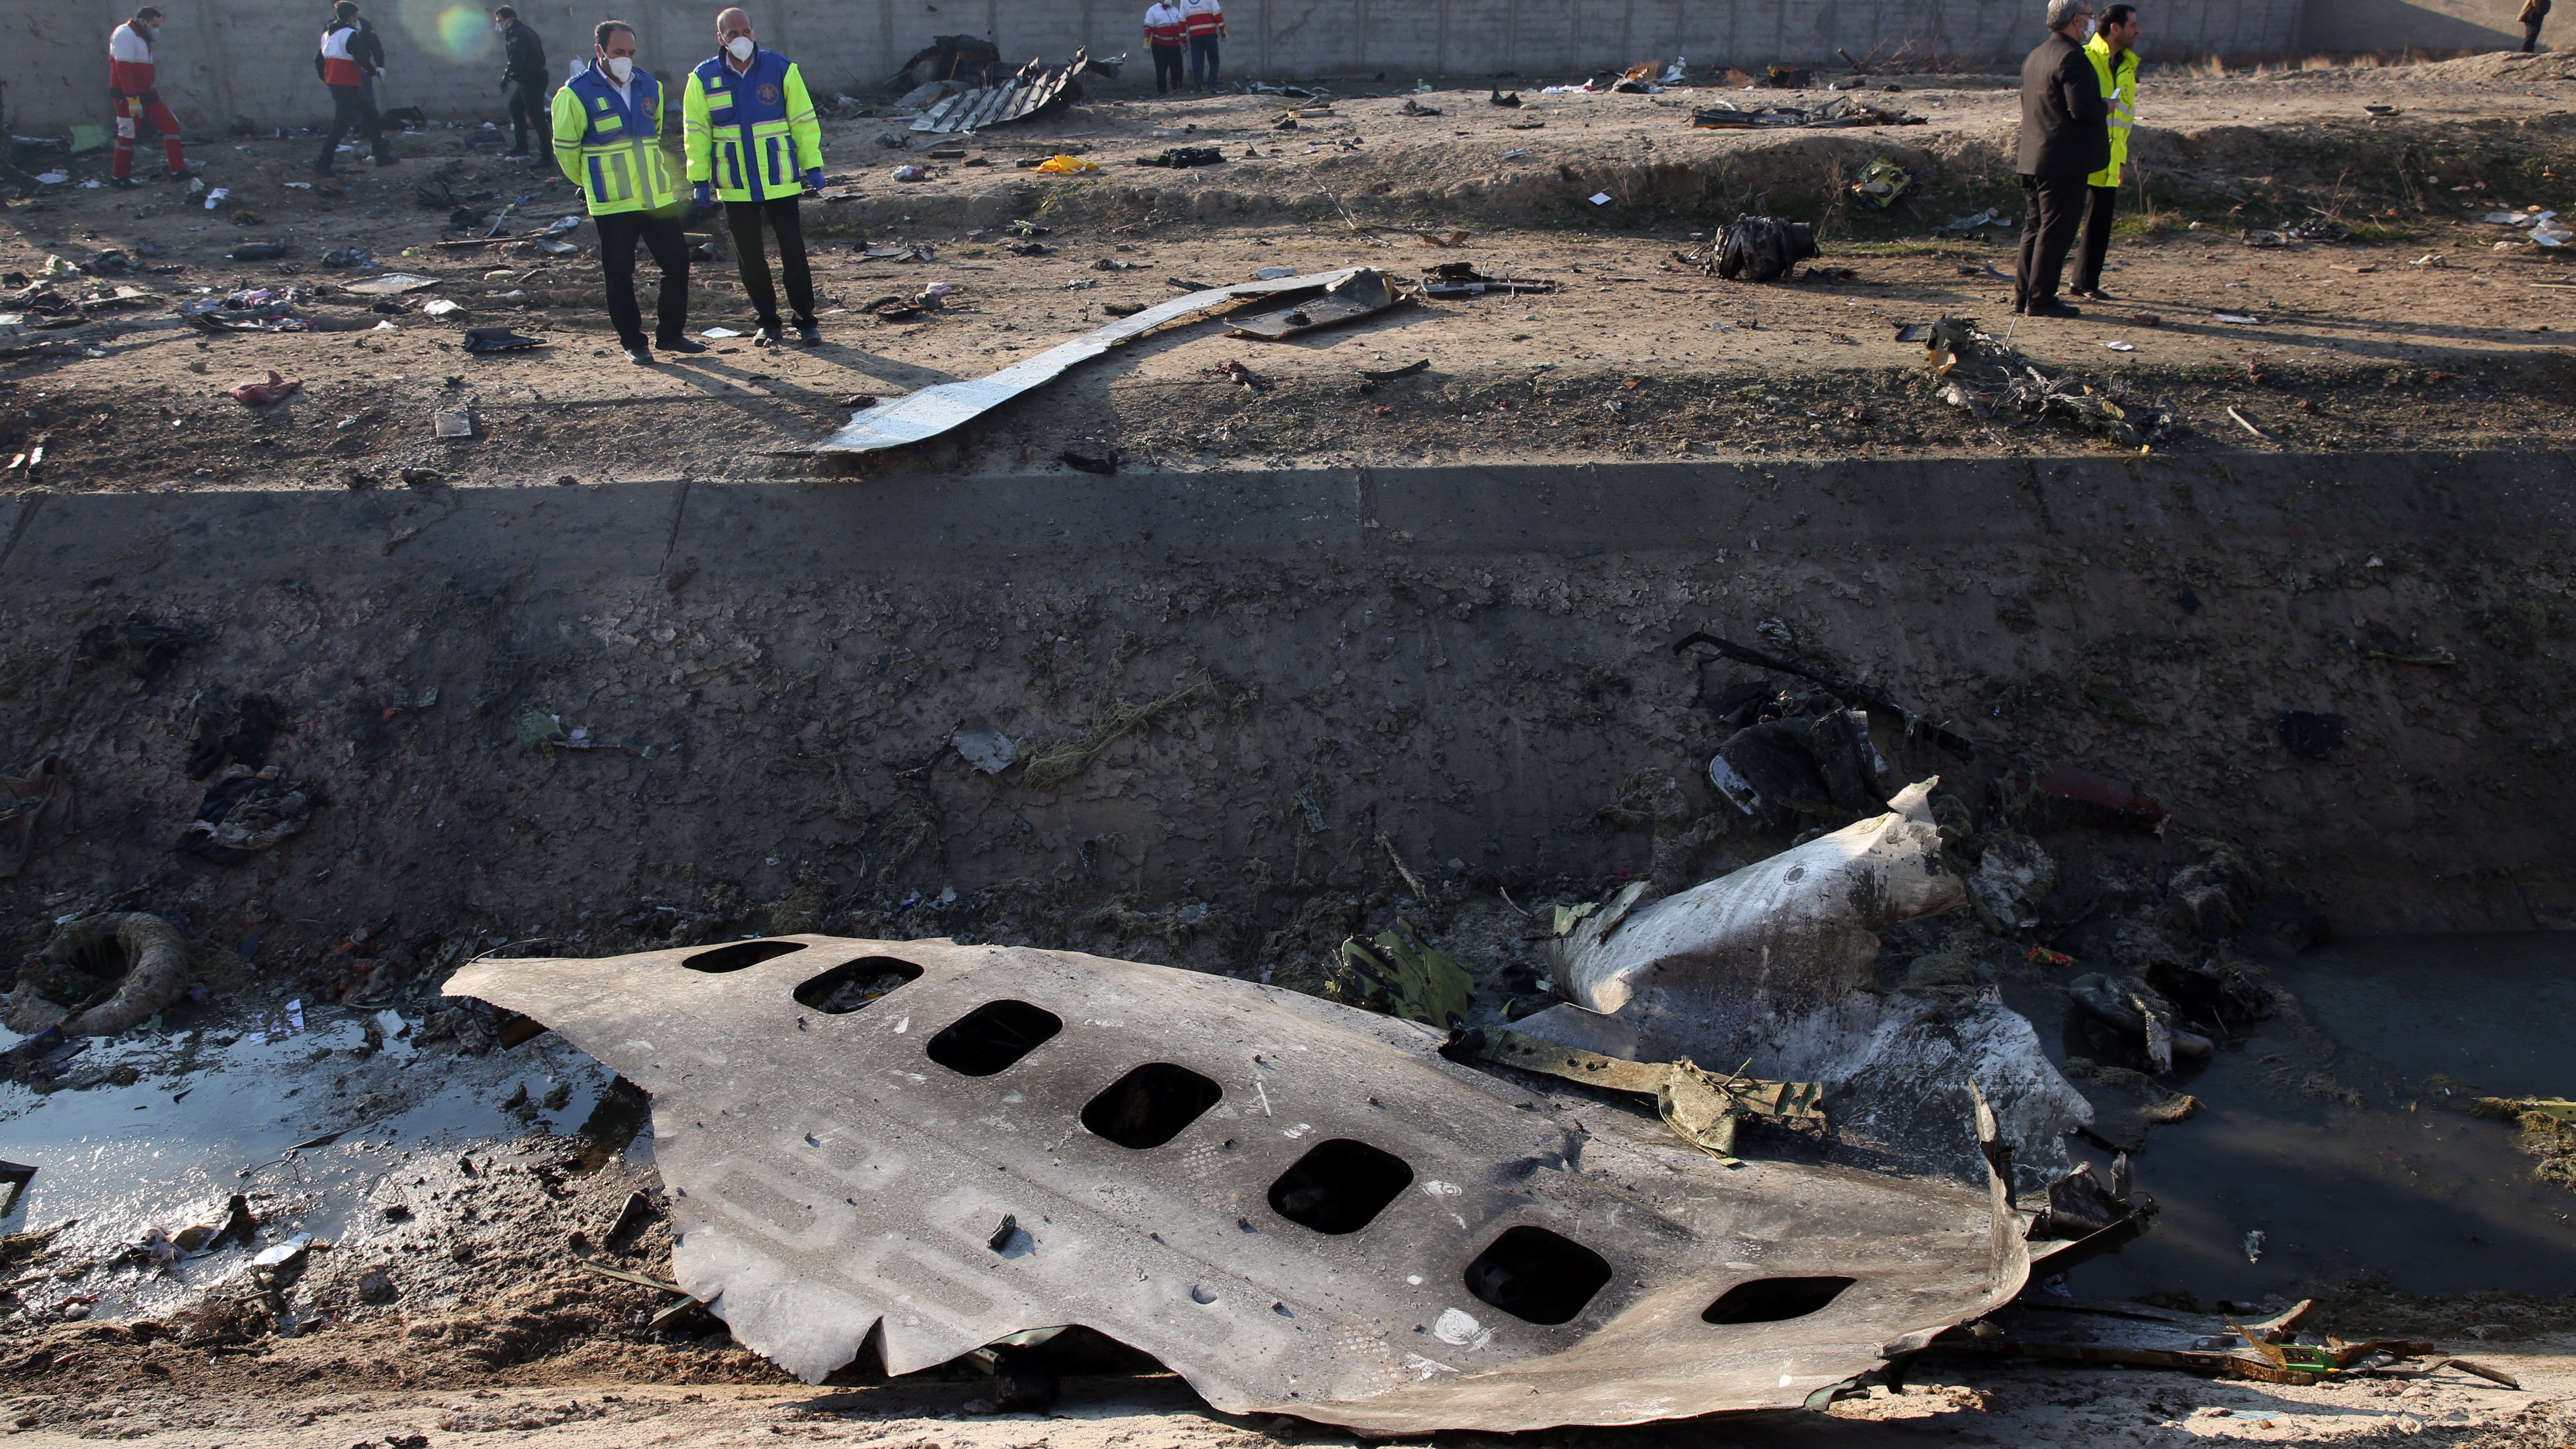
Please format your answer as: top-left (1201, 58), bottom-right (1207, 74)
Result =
top-left (596, 211), bottom-right (691, 348)
top-left (318, 84), bottom-right (385, 169)
top-left (724, 197), bottom-right (815, 328)
top-left (2070, 184), bottom-right (2118, 294)
top-left (2015, 172), bottom-right (2090, 308)
top-left (2524, 17), bottom-right (2546, 50)
top-left (1151, 43), bottom-right (1185, 93)
top-left (503, 78), bottom-right (551, 154)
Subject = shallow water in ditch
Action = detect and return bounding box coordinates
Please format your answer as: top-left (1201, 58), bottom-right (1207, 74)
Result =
top-left (0, 1006), bottom-right (620, 1319)
top-left (2066, 931), bottom-right (2576, 1303)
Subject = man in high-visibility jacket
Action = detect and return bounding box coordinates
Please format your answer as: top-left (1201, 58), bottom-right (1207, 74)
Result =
top-left (106, 7), bottom-right (192, 189)
top-left (2070, 4), bottom-right (2142, 302)
top-left (683, 8), bottom-right (826, 346)
top-left (552, 20), bottom-right (703, 366)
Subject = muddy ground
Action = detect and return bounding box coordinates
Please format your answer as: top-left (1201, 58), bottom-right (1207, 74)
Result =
top-left (7, 52), bottom-right (2576, 487)
top-left (1, 47), bottom-right (2573, 1449)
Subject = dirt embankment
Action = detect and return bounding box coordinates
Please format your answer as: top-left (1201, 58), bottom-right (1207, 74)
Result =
top-left (0, 447), bottom-right (2564, 1027)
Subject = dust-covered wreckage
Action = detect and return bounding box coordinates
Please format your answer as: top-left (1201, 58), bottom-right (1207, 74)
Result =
top-left (449, 781), bottom-right (2131, 1433)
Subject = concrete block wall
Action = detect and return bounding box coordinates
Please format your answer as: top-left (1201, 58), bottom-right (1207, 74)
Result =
top-left (8, 0), bottom-right (2336, 139)
top-left (2300, 0), bottom-right (2536, 51)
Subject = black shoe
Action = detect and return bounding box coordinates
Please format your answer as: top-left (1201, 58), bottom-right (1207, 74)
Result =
top-left (2025, 297), bottom-right (2083, 319)
top-left (373, 153), bottom-right (401, 166)
top-left (795, 321), bottom-right (822, 346)
top-left (107, 177), bottom-right (139, 190)
top-left (625, 344), bottom-right (657, 366)
top-left (658, 335), bottom-right (709, 354)
top-left (2070, 286), bottom-right (2111, 302)
top-left (167, 167), bottom-right (196, 183)
top-left (753, 323), bottom-right (785, 346)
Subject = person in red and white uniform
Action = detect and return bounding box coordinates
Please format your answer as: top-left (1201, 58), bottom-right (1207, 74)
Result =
top-left (314, 0), bottom-right (395, 174)
top-left (107, 8), bottom-right (192, 189)
top-left (1181, 0), bottom-right (1225, 92)
top-left (1142, 2), bottom-right (1185, 95)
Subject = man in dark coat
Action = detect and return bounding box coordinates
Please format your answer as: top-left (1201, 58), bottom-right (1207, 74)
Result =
top-left (2014, 0), bottom-right (2111, 318)
top-left (493, 6), bottom-right (550, 157)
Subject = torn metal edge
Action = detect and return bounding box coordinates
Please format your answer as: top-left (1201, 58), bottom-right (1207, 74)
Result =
top-left (796, 269), bottom-right (1370, 456)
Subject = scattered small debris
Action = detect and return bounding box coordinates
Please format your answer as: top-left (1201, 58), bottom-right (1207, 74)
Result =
top-left (1419, 263), bottom-right (1557, 297)
top-left (459, 327), bottom-right (543, 353)
top-left (1137, 146), bottom-right (1225, 168)
top-left (1675, 216), bottom-right (1820, 282)
top-left (1210, 359), bottom-right (1273, 391)
top-left (1358, 359), bottom-right (1430, 381)
top-left (1848, 157), bottom-right (1911, 208)
top-left (174, 766), bottom-right (316, 864)
top-left (952, 715), bottom-right (1019, 773)
top-left (225, 370), bottom-right (302, 407)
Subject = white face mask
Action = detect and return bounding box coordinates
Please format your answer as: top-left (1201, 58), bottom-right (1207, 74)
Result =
top-left (604, 55), bottom-right (634, 82)
top-left (726, 35), bottom-right (755, 62)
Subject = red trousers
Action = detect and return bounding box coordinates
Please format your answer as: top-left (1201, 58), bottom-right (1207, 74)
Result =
top-left (112, 93), bottom-right (186, 179)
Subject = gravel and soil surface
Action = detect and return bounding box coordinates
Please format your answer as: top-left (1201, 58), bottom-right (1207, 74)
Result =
top-left (7, 52), bottom-right (2576, 487)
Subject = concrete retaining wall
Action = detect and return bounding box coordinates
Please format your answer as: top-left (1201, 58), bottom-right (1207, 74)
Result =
top-left (0, 453), bottom-right (2567, 948)
top-left (7, 0), bottom-right (2321, 139)
top-left (2300, 0), bottom-right (2537, 52)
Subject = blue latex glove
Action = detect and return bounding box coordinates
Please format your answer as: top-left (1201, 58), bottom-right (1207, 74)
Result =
top-left (692, 181), bottom-right (713, 207)
top-left (804, 168), bottom-right (826, 192)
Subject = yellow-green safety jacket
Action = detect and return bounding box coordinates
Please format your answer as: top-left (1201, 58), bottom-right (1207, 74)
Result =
top-left (682, 49), bottom-right (822, 203)
top-left (2085, 34), bottom-right (2139, 188)
top-left (551, 62), bottom-right (683, 217)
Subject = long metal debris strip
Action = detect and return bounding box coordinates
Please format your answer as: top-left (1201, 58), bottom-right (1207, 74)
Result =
top-left (1688, 95), bottom-right (1927, 129)
top-left (448, 935), bottom-right (2033, 1434)
top-left (912, 51), bottom-right (1097, 134)
top-left (802, 268), bottom-right (1396, 455)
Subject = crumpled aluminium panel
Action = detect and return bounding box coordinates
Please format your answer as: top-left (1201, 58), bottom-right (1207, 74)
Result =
top-left (450, 936), bottom-right (2029, 1433)
top-left (912, 53), bottom-right (1093, 133)
top-left (803, 269), bottom-right (1371, 455)
top-left (1521, 781), bottom-right (2093, 1187)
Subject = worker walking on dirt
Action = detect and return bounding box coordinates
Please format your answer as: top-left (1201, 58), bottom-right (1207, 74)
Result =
top-left (556, 20), bottom-right (703, 366)
top-left (2012, 0), bottom-right (2110, 319)
top-left (494, 7), bottom-right (551, 157)
top-left (315, 1), bottom-right (397, 174)
top-left (2069, 4), bottom-right (2141, 302)
top-left (2521, 0), bottom-right (2551, 51)
top-left (1182, 0), bottom-right (1225, 92)
top-left (683, 8), bottom-right (828, 347)
top-left (1144, 1), bottom-right (1187, 95)
top-left (106, 8), bottom-right (192, 189)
